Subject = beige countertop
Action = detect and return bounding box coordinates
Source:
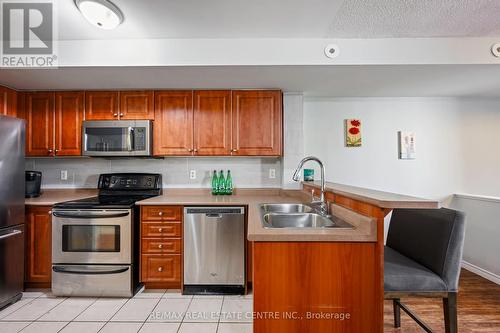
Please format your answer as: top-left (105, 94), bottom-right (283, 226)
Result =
top-left (304, 181), bottom-right (439, 209)
top-left (137, 188), bottom-right (377, 242)
top-left (25, 189), bottom-right (98, 206)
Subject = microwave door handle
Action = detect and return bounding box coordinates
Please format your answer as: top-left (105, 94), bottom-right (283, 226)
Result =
top-left (127, 127), bottom-right (134, 151)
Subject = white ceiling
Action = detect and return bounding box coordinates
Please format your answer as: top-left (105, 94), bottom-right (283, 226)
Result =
top-left (58, 0), bottom-right (500, 40)
top-left (2, 65), bottom-right (500, 97)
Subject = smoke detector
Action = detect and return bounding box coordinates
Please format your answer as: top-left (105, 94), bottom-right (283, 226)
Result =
top-left (324, 44), bottom-right (339, 59)
top-left (492, 43), bottom-right (500, 58)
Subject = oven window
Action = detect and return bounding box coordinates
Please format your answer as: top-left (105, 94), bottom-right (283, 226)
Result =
top-left (62, 225), bottom-right (120, 252)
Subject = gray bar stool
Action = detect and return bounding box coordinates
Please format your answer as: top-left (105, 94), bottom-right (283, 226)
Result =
top-left (384, 208), bottom-right (466, 333)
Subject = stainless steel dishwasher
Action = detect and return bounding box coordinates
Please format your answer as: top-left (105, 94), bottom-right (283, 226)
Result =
top-left (183, 207), bottom-right (245, 295)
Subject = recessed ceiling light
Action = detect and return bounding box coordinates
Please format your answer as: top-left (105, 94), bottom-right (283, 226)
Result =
top-left (75, 0), bottom-right (124, 30)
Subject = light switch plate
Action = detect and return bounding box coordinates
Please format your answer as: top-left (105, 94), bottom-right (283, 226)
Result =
top-left (269, 168), bottom-right (276, 179)
top-left (189, 170), bottom-right (196, 180)
top-left (60, 170), bottom-right (68, 180)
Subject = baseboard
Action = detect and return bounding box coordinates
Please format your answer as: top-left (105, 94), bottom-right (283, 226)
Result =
top-left (462, 260), bottom-right (500, 285)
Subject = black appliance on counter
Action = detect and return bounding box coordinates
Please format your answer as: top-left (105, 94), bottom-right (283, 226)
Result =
top-left (0, 116), bottom-right (25, 310)
top-left (51, 173), bottom-right (162, 297)
top-left (25, 171), bottom-right (42, 198)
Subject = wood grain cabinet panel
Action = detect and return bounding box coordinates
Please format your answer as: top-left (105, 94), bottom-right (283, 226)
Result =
top-left (54, 92), bottom-right (83, 156)
top-left (85, 91), bottom-right (119, 120)
top-left (231, 90), bottom-right (282, 156)
top-left (0, 86), bottom-right (17, 117)
top-left (142, 239), bottom-right (181, 254)
top-left (141, 223), bottom-right (182, 238)
top-left (25, 206), bottom-right (52, 287)
top-left (141, 255), bottom-right (181, 284)
top-left (141, 206), bottom-right (182, 221)
top-left (153, 91), bottom-right (193, 156)
top-left (120, 91), bottom-right (154, 120)
top-left (193, 90), bottom-right (231, 155)
top-left (24, 92), bottom-right (55, 157)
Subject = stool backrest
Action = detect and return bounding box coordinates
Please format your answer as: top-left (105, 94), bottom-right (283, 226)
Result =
top-left (386, 208), bottom-right (466, 291)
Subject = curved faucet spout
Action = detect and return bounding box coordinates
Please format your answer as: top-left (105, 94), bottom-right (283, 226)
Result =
top-left (292, 156), bottom-right (327, 215)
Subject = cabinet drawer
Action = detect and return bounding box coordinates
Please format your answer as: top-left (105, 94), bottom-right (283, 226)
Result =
top-left (141, 254), bottom-right (181, 282)
top-left (141, 223), bottom-right (181, 238)
top-left (142, 238), bottom-right (181, 254)
top-left (141, 206), bottom-right (182, 221)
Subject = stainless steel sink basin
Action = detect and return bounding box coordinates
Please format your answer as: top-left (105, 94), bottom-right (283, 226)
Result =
top-left (260, 203), bottom-right (313, 214)
top-left (259, 204), bottom-right (353, 229)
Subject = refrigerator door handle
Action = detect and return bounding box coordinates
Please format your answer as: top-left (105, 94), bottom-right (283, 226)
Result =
top-left (0, 229), bottom-right (22, 240)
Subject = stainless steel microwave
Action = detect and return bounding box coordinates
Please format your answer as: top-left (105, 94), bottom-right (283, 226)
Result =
top-left (82, 120), bottom-right (152, 157)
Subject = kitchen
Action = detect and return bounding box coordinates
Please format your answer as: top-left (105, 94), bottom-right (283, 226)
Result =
top-left (1, 1), bottom-right (500, 333)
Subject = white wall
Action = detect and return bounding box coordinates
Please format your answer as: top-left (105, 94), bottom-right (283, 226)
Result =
top-left (26, 157), bottom-right (282, 189)
top-left (303, 97), bottom-right (466, 202)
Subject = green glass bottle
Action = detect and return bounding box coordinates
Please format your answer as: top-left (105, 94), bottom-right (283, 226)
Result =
top-left (218, 170), bottom-right (225, 195)
top-left (225, 170), bottom-right (233, 195)
top-left (211, 170), bottom-right (218, 195)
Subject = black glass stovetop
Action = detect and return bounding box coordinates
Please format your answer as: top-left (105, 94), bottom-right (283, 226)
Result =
top-left (53, 195), bottom-right (154, 210)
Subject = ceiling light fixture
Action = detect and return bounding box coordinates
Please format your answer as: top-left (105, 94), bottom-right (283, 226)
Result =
top-left (75, 0), bottom-right (124, 30)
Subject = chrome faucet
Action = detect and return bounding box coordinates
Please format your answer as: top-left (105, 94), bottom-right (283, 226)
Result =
top-left (292, 156), bottom-right (329, 216)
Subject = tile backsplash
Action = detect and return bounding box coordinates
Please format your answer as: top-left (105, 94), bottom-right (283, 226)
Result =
top-left (25, 157), bottom-right (282, 189)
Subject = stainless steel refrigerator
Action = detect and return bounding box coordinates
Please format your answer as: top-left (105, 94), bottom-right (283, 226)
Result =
top-left (0, 116), bottom-right (25, 309)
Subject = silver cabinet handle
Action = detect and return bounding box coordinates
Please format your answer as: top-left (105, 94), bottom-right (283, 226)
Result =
top-left (0, 230), bottom-right (22, 240)
top-left (158, 267), bottom-right (163, 272)
top-left (113, 113), bottom-right (118, 117)
top-left (120, 113), bottom-right (124, 117)
top-left (187, 149), bottom-right (193, 152)
top-left (158, 228), bottom-right (163, 232)
top-left (193, 149), bottom-right (198, 153)
top-left (158, 244), bottom-right (163, 249)
top-left (158, 211), bottom-right (163, 216)
top-left (231, 149), bottom-right (238, 152)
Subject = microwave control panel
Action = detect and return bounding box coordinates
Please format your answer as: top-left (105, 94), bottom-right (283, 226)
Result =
top-left (133, 128), bottom-right (146, 151)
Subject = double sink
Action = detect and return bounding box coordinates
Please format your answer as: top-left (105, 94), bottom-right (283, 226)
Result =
top-left (259, 203), bottom-right (353, 229)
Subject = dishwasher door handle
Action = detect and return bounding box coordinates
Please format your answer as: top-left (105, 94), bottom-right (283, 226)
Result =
top-left (205, 213), bottom-right (223, 219)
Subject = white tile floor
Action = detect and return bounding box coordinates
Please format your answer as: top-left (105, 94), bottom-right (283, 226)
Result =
top-left (0, 289), bottom-right (253, 333)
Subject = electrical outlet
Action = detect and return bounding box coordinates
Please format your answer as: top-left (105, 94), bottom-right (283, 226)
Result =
top-left (60, 170), bottom-right (68, 181)
top-left (269, 168), bottom-right (276, 179)
top-left (189, 169), bottom-right (196, 180)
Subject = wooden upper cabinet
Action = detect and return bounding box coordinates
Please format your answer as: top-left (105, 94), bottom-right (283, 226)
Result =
top-left (231, 90), bottom-right (282, 156)
top-left (154, 91), bottom-right (193, 156)
top-left (193, 90), bottom-right (231, 156)
top-left (54, 92), bottom-right (84, 156)
top-left (0, 86), bottom-right (18, 117)
top-left (24, 92), bottom-right (55, 157)
top-left (25, 206), bottom-right (52, 285)
top-left (120, 91), bottom-right (154, 120)
top-left (85, 91), bottom-right (119, 120)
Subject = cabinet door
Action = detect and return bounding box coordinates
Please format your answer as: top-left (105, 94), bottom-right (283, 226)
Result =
top-left (193, 90), bottom-right (231, 155)
top-left (0, 86), bottom-right (16, 116)
top-left (25, 206), bottom-right (52, 285)
top-left (141, 254), bottom-right (181, 285)
top-left (24, 92), bottom-right (55, 157)
top-left (153, 91), bottom-right (193, 156)
top-left (54, 92), bottom-right (83, 156)
top-left (120, 91), bottom-right (154, 120)
top-left (231, 90), bottom-right (282, 156)
top-left (85, 91), bottom-right (119, 120)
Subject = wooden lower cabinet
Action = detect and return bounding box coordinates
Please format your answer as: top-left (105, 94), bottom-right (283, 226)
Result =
top-left (253, 242), bottom-right (380, 333)
top-left (140, 206), bottom-right (183, 289)
top-left (25, 206), bottom-right (52, 288)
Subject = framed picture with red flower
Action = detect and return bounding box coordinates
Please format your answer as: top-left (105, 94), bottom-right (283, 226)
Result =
top-left (345, 119), bottom-right (362, 147)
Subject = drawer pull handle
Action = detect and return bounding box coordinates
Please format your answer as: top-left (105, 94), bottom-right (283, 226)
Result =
top-left (158, 244), bottom-right (163, 249)
top-left (158, 228), bottom-right (163, 232)
top-left (158, 212), bottom-right (163, 216)
top-left (158, 267), bottom-right (163, 272)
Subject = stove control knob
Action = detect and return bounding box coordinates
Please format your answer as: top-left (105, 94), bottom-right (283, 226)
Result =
top-left (158, 267), bottom-right (163, 272)
top-left (158, 244), bottom-right (163, 249)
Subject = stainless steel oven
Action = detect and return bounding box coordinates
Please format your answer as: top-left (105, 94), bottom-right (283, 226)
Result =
top-left (52, 209), bottom-right (132, 265)
top-left (82, 120), bottom-right (152, 156)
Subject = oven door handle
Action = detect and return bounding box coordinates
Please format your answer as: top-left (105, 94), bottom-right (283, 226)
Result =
top-left (52, 266), bottom-right (129, 275)
top-left (52, 212), bottom-right (130, 219)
